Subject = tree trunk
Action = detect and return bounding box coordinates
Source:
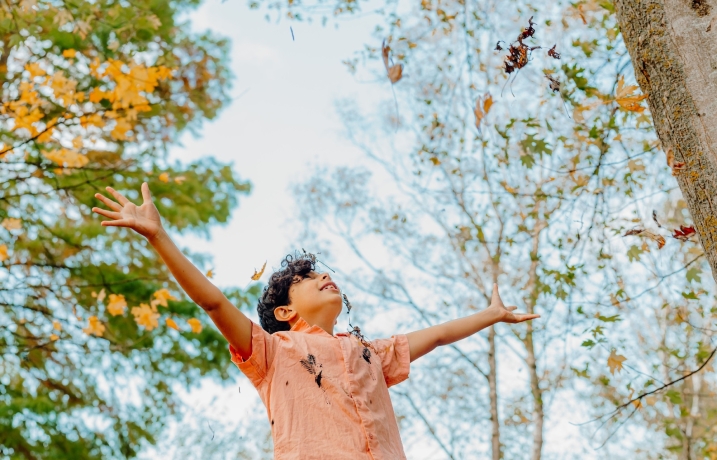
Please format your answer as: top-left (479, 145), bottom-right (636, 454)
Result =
top-left (615, 0), bottom-right (717, 282)
top-left (487, 326), bottom-right (501, 460)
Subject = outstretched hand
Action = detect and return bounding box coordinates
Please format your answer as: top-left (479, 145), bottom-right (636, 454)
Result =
top-left (92, 182), bottom-right (163, 241)
top-left (488, 283), bottom-right (540, 324)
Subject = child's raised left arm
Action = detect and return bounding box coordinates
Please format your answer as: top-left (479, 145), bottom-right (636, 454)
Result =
top-left (405, 284), bottom-right (539, 362)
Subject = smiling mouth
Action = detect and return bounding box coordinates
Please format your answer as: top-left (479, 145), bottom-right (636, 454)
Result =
top-left (321, 284), bottom-right (339, 292)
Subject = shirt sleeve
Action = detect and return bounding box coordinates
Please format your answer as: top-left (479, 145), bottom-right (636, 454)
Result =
top-left (228, 321), bottom-right (277, 387)
top-left (371, 334), bottom-right (411, 388)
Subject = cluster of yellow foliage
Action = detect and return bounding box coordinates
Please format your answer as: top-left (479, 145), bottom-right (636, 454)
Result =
top-left (60, 288), bottom-right (202, 340)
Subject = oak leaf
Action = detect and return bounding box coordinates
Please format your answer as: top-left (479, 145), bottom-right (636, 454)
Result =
top-left (607, 349), bottom-right (627, 375)
top-left (251, 261), bottom-right (267, 280)
top-left (187, 318), bottom-right (202, 333)
top-left (83, 316), bottom-right (106, 337)
top-left (615, 76), bottom-right (647, 112)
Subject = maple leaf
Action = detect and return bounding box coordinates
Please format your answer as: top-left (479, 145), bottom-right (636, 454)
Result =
top-left (152, 288), bottom-right (178, 307)
top-left (83, 316), bottom-right (106, 337)
top-left (107, 294), bottom-right (127, 316)
top-left (166, 317), bottom-right (180, 331)
top-left (2, 218), bottom-right (22, 231)
top-left (615, 75), bottom-right (648, 112)
top-left (187, 318), bottom-right (202, 333)
top-left (251, 261), bottom-right (267, 280)
top-left (381, 40), bottom-right (403, 84)
top-left (206, 269), bottom-right (213, 279)
top-left (0, 244), bottom-right (9, 262)
top-left (131, 303), bottom-right (160, 330)
top-left (607, 349), bottom-right (627, 375)
top-left (474, 93), bottom-right (493, 129)
top-left (673, 225), bottom-right (696, 241)
top-left (623, 227), bottom-right (665, 249)
top-left (25, 62), bottom-right (46, 78)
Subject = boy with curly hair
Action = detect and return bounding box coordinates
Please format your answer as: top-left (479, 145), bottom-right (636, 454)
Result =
top-left (93, 183), bottom-right (539, 459)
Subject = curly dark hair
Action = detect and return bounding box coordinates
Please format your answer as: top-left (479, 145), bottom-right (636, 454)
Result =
top-left (257, 253), bottom-right (317, 334)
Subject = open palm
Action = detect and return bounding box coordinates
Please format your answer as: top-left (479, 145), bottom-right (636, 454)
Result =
top-left (92, 182), bottom-right (163, 240)
top-left (488, 283), bottom-right (540, 324)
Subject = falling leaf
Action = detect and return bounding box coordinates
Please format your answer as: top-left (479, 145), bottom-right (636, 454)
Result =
top-left (607, 349), bottom-right (627, 375)
top-left (166, 317), bottom-right (180, 331)
top-left (206, 269), bottom-right (213, 279)
top-left (623, 228), bottom-right (665, 249)
top-left (2, 218), bottom-right (22, 231)
top-left (251, 261), bottom-right (267, 280)
top-left (546, 75), bottom-right (560, 93)
top-left (547, 44), bottom-right (561, 59)
top-left (474, 93), bottom-right (493, 129)
top-left (381, 40), bottom-right (403, 84)
top-left (107, 294), bottom-right (127, 316)
top-left (0, 244), bottom-right (8, 262)
top-left (53, 320), bottom-right (62, 331)
top-left (152, 288), bottom-right (178, 307)
top-left (159, 172), bottom-right (170, 183)
top-left (673, 225), bottom-right (696, 241)
top-left (187, 318), bottom-right (202, 333)
top-left (615, 75), bottom-right (648, 112)
top-left (83, 316), bottom-right (106, 337)
top-left (131, 303), bottom-right (160, 330)
top-left (174, 175), bottom-right (186, 184)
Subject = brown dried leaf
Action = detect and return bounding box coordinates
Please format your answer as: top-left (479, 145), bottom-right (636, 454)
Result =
top-left (381, 40), bottom-right (403, 84)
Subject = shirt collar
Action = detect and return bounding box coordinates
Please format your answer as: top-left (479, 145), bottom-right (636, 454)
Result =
top-left (290, 317), bottom-right (335, 337)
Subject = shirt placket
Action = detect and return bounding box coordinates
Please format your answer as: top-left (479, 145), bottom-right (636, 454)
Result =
top-left (338, 335), bottom-right (380, 459)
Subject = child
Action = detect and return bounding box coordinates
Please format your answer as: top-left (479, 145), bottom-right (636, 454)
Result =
top-left (93, 183), bottom-right (539, 459)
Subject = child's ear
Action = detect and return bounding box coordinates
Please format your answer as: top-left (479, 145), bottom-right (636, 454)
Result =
top-left (274, 306), bottom-right (296, 322)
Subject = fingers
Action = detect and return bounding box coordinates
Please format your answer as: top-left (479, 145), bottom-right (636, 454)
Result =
top-left (141, 182), bottom-right (153, 204)
top-left (92, 207), bottom-right (121, 220)
top-left (101, 219), bottom-right (131, 228)
top-left (514, 313), bottom-right (540, 323)
top-left (94, 192), bottom-right (123, 212)
top-left (506, 306), bottom-right (517, 311)
top-left (106, 186), bottom-right (131, 206)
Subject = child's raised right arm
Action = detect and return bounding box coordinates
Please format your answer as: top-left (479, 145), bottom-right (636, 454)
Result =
top-left (92, 183), bottom-right (253, 358)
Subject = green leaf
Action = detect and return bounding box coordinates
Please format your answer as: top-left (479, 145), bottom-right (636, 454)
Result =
top-left (520, 153), bottom-right (536, 169)
top-left (686, 267), bottom-right (701, 284)
top-left (581, 339), bottom-right (596, 348)
top-left (626, 245), bottom-right (643, 262)
top-left (596, 314), bottom-right (622, 323)
top-left (681, 291), bottom-right (698, 300)
top-left (665, 389), bottom-right (683, 405)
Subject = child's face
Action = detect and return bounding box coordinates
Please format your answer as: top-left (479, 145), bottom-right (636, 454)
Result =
top-left (275, 271), bottom-right (343, 330)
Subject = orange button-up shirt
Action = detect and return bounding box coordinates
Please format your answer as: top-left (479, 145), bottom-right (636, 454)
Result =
top-left (229, 318), bottom-right (410, 459)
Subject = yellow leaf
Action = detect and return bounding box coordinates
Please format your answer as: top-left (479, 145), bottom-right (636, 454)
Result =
top-left (166, 317), bottom-right (180, 331)
top-left (205, 269), bottom-right (213, 279)
top-left (158, 172), bottom-right (170, 183)
top-left (251, 261), bottom-right (267, 280)
top-left (2, 218), bottom-right (22, 231)
top-left (25, 62), bottom-right (46, 78)
top-left (83, 316), bottom-right (106, 337)
top-left (173, 175), bottom-right (186, 184)
top-left (615, 75), bottom-right (648, 112)
top-left (50, 334), bottom-right (59, 341)
top-left (42, 149), bottom-right (89, 168)
top-left (187, 318), bottom-right (202, 333)
top-left (152, 288), bottom-right (177, 307)
top-left (429, 157), bottom-right (441, 166)
top-left (0, 244), bottom-right (8, 262)
top-left (53, 320), bottom-right (62, 331)
top-left (607, 349), bottom-right (627, 375)
top-left (131, 303), bottom-right (160, 330)
top-left (62, 49), bottom-right (77, 58)
top-left (474, 93), bottom-right (492, 129)
top-left (107, 294), bottom-right (127, 316)
top-left (110, 118), bottom-right (132, 140)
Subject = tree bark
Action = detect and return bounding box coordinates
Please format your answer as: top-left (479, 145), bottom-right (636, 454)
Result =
top-left (487, 326), bottom-right (501, 460)
top-left (615, 0), bottom-right (717, 282)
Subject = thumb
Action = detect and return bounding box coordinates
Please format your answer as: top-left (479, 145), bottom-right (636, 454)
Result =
top-left (491, 283), bottom-right (501, 305)
top-left (141, 182), bottom-right (153, 204)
